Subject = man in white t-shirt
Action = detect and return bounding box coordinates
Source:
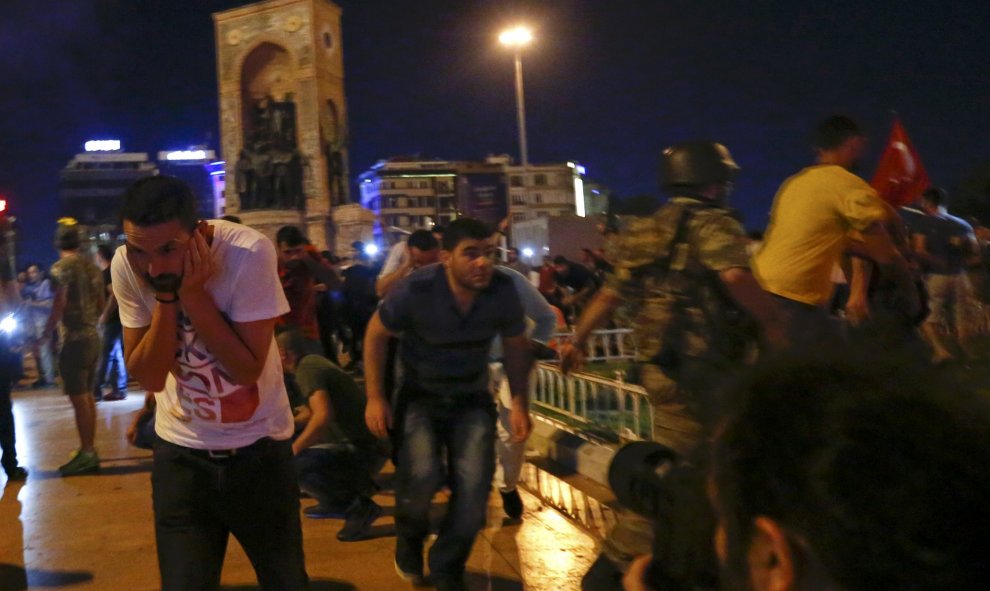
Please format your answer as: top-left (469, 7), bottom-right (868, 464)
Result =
top-left (112, 176), bottom-right (307, 590)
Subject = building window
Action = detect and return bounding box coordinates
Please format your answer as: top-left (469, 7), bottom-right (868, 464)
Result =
top-left (510, 175), bottom-right (523, 187)
top-left (536, 211), bottom-right (549, 218)
top-left (513, 212), bottom-right (527, 223)
top-left (533, 193), bottom-right (543, 204)
top-left (420, 180), bottom-right (429, 188)
top-left (534, 174), bottom-right (548, 186)
top-left (512, 195), bottom-right (526, 205)
top-left (424, 197), bottom-right (435, 207)
top-left (437, 181), bottom-right (451, 192)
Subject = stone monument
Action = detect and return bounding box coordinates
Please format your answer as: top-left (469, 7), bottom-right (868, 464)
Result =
top-left (213, 0), bottom-right (373, 253)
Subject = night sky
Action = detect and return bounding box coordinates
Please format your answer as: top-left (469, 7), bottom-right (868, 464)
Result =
top-left (2, 0), bottom-right (989, 265)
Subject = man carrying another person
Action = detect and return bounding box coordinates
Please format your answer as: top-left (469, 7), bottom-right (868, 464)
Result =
top-left (113, 176), bottom-right (307, 590)
top-left (277, 328), bottom-right (387, 541)
top-left (753, 115), bottom-right (917, 343)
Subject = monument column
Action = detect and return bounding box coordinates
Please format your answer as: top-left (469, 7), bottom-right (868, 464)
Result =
top-left (214, 0), bottom-right (371, 253)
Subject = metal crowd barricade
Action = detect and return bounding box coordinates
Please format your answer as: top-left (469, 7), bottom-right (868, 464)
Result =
top-left (549, 328), bottom-right (638, 362)
top-left (530, 361), bottom-right (652, 442)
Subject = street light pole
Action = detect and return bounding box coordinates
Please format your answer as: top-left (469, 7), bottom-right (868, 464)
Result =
top-left (500, 26), bottom-right (533, 167)
top-left (512, 50), bottom-right (529, 168)
top-left (499, 26), bottom-right (533, 259)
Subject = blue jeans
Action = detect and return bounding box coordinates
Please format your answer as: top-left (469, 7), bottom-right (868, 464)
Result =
top-left (394, 391), bottom-right (496, 578)
top-left (95, 322), bottom-right (127, 393)
top-left (29, 315), bottom-right (54, 382)
top-left (294, 443), bottom-right (386, 507)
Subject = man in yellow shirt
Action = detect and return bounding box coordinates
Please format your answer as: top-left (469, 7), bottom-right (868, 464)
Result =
top-left (753, 116), bottom-right (914, 341)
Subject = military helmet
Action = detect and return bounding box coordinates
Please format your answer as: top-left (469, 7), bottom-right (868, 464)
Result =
top-left (660, 141), bottom-right (740, 192)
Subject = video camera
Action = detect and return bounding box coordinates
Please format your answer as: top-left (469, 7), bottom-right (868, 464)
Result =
top-left (608, 441), bottom-right (718, 591)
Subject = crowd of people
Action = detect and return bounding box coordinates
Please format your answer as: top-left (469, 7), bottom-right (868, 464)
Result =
top-left (0, 114), bottom-right (987, 591)
top-left (562, 115), bottom-right (990, 591)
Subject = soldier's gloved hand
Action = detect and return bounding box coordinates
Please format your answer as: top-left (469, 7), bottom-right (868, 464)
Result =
top-left (559, 341), bottom-right (585, 375)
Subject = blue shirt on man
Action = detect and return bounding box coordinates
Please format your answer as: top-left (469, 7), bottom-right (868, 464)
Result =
top-left (905, 208), bottom-right (975, 274)
top-left (379, 263), bottom-right (526, 397)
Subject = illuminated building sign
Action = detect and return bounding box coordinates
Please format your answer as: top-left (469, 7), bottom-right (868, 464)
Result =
top-left (84, 140), bottom-right (121, 152)
top-left (165, 150), bottom-right (208, 161)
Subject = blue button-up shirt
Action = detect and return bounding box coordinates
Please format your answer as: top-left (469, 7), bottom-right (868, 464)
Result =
top-left (379, 263), bottom-right (525, 397)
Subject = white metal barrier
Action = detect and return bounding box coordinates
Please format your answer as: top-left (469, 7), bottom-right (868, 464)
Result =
top-left (549, 328), bottom-right (638, 362)
top-left (530, 361), bottom-right (651, 442)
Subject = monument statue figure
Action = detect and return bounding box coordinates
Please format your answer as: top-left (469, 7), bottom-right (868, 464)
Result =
top-left (238, 93), bottom-right (304, 210)
top-left (235, 150), bottom-right (255, 210)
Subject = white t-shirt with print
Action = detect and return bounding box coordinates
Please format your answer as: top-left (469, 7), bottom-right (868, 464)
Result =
top-left (112, 220), bottom-right (293, 449)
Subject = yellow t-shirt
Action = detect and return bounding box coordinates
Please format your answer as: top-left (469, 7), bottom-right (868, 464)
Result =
top-left (753, 165), bottom-right (885, 306)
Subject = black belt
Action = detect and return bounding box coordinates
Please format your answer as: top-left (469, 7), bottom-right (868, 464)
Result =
top-left (160, 437), bottom-right (277, 461)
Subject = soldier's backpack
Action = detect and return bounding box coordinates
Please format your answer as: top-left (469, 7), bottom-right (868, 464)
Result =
top-left (636, 202), bottom-right (756, 374)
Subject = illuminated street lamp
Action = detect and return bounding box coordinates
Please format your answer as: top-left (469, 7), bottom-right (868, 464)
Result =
top-left (499, 26), bottom-right (533, 167)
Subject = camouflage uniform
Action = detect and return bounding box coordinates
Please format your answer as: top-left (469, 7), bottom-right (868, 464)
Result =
top-left (50, 253), bottom-right (103, 396)
top-left (597, 195), bottom-right (754, 569)
top-left (608, 196), bottom-right (753, 451)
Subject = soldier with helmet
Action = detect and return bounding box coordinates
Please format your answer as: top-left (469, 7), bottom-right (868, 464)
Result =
top-left (561, 141), bottom-right (785, 589)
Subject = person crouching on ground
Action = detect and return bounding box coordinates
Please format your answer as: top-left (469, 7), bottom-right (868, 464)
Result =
top-left (278, 328), bottom-right (388, 541)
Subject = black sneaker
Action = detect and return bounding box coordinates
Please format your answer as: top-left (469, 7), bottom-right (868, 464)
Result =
top-left (4, 466), bottom-right (27, 480)
top-left (500, 489), bottom-right (524, 520)
top-left (337, 497), bottom-right (382, 542)
top-left (394, 536), bottom-right (426, 585)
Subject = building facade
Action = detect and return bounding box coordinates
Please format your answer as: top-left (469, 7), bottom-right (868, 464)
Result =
top-left (358, 155), bottom-right (608, 239)
top-left (157, 148), bottom-right (221, 220)
top-left (58, 148), bottom-right (159, 243)
top-left (58, 143), bottom-right (227, 246)
top-left (506, 161), bottom-right (607, 223)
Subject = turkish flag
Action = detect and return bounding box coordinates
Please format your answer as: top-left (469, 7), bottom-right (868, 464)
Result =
top-left (870, 117), bottom-right (930, 207)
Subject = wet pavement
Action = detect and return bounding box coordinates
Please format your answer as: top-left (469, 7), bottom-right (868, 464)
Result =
top-left (0, 387), bottom-right (598, 590)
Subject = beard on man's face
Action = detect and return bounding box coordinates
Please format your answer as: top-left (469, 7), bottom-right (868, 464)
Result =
top-left (145, 272), bottom-right (182, 293)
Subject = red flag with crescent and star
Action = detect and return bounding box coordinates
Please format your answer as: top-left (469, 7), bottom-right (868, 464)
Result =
top-left (870, 117), bottom-right (930, 207)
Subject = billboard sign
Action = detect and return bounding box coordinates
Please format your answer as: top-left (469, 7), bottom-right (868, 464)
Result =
top-left (456, 173), bottom-right (507, 229)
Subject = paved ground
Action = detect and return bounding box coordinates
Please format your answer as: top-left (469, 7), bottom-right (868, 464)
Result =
top-left (0, 387), bottom-right (597, 590)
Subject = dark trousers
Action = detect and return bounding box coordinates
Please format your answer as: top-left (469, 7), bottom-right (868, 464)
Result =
top-left (94, 323), bottom-right (127, 394)
top-left (394, 392), bottom-right (496, 578)
top-left (0, 378), bottom-right (17, 472)
top-left (294, 443), bottom-right (386, 508)
top-left (151, 437), bottom-right (308, 591)
top-left (772, 294), bottom-right (837, 347)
